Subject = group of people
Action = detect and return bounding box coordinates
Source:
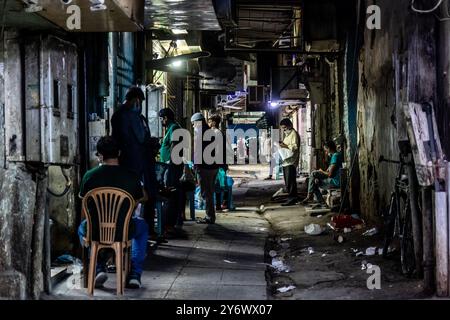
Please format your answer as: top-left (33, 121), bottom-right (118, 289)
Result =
top-left (268, 118), bottom-right (343, 207)
top-left (77, 85), bottom-right (343, 290)
top-left (78, 86), bottom-right (229, 290)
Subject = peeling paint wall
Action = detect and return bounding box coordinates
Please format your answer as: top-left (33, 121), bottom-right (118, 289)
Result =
top-left (353, 0), bottom-right (437, 221)
top-left (0, 46), bottom-right (5, 169)
top-left (47, 166), bottom-right (77, 258)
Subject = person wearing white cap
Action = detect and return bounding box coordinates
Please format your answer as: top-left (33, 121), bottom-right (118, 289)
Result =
top-left (191, 113), bottom-right (220, 224)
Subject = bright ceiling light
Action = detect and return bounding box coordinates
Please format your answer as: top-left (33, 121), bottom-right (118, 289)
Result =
top-left (171, 60), bottom-right (183, 68)
top-left (269, 101), bottom-right (278, 108)
top-left (90, 0), bottom-right (107, 11)
top-left (172, 29), bottom-right (188, 35)
top-left (24, 0), bottom-right (43, 13)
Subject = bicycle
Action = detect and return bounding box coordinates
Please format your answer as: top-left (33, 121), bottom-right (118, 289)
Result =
top-left (379, 153), bottom-right (417, 277)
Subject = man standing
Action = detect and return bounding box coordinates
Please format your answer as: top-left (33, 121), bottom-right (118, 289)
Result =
top-left (192, 113), bottom-right (220, 224)
top-left (278, 118), bottom-right (300, 206)
top-left (159, 108), bottom-right (184, 234)
top-left (78, 136), bottom-right (148, 289)
top-left (111, 86), bottom-right (158, 238)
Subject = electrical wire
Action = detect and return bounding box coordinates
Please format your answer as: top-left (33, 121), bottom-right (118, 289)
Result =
top-left (47, 166), bottom-right (72, 197)
top-left (411, 0), bottom-right (443, 13)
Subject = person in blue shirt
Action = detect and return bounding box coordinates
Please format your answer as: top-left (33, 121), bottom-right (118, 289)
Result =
top-left (302, 140), bottom-right (343, 206)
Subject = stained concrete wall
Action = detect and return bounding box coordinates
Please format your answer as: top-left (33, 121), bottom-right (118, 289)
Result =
top-left (47, 166), bottom-right (77, 259)
top-left (1, 46), bottom-right (5, 169)
top-left (351, 0), bottom-right (437, 221)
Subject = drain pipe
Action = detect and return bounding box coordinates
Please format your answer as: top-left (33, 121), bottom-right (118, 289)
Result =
top-left (422, 187), bottom-right (435, 295)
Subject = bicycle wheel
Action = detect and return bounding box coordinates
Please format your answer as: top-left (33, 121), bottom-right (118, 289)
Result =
top-left (400, 199), bottom-right (416, 276)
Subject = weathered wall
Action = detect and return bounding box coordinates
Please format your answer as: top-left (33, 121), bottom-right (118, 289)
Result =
top-left (0, 46), bottom-right (5, 169)
top-left (0, 164), bottom-right (37, 299)
top-left (47, 166), bottom-right (77, 259)
top-left (354, 0), bottom-right (437, 221)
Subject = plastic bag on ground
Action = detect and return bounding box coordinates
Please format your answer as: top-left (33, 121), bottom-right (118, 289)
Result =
top-left (304, 224), bottom-right (324, 235)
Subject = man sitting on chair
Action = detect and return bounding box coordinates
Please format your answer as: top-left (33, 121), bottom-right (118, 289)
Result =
top-left (78, 136), bottom-right (149, 289)
top-left (302, 140), bottom-right (343, 207)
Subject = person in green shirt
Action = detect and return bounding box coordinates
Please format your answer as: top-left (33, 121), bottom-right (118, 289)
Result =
top-left (78, 136), bottom-right (148, 289)
top-left (158, 108), bottom-right (184, 235)
top-left (302, 140), bottom-right (343, 207)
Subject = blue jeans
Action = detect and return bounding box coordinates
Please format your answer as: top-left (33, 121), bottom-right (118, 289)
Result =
top-left (78, 217), bottom-right (148, 276)
top-left (308, 171), bottom-right (336, 204)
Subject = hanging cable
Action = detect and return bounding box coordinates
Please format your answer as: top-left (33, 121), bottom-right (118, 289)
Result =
top-left (411, 0), bottom-right (443, 13)
top-left (47, 166), bottom-right (72, 197)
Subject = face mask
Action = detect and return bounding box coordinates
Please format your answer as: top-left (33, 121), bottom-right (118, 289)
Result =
top-left (284, 129), bottom-right (292, 135)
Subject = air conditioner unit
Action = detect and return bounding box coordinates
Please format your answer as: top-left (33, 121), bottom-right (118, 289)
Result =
top-left (248, 86), bottom-right (268, 104)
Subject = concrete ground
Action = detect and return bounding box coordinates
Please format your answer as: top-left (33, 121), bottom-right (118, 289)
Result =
top-left (49, 164), bottom-right (431, 300)
top-left (234, 165), bottom-right (427, 300)
top-left (50, 165), bottom-right (270, 300)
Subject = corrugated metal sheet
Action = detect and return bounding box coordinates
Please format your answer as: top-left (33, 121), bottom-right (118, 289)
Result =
top-left (144, 0), bottom-right (221, 30)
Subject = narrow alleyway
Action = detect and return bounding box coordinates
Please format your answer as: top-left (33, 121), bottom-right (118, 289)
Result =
top-left (47, 165), bottom-right (424, 300)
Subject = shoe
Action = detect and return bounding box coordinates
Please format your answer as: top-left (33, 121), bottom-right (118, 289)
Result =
top-left (196, 217), bottom-right (215, 224)
top-left (264, 176), bottom-right (273, 180)
top-left (311, 203), bottom-right (328, 210)
top-left (126, 274), bottom-right (141, 289)
top-left (301, 195), bottom-right (314, 205)
top-left (94, 272), bottom-right (108, 288)
top-left (281, 199), bottom-right (297, 207)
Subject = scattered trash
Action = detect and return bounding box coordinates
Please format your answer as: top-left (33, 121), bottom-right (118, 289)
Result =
top-left (365, 247), bottom-right (377, 256)
top-left (308, 247), bottom-right (315, 255)
top-left (223, 260), bottom-right (237, 264)
top-left (363, 228), bottom-right (378, 236)
top-left (271, 257), bottom-right (291, 273)
top-left (280, 237), bottom-right (292, 242)
top-left (334, 235), bottom-right (345, 243)
top-left (344, 228), bottom-right (352, 233)
top-left (305, 224), bottom-right (324, 235)
top-left (361, 260), bottom-right (368, 270)
top-left (277, 285), bottom-right (296, 293)
top-left (317, 215), bottom-right (323, 218)
top-left (351, 248), bottom-right (359, 253)
top-left (331, 214), bottom-right (364, 229)
top-left (256, 205), bottom-right (267, 214)
top-left (327, 223), bottom-right (336, 231)
top-left (356, 251), bottom-right (364, 257)
top-left (269, 250), bottom-right (278, 257)
top-left (378, 248), bottom-right (384, 255)
top-left (321, 253), bottom-right (327, 257)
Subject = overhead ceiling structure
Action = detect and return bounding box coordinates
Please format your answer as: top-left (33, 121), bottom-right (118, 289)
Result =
top-left (223, 0), bottom-right (302, 52)
top-left (144, 0), bottom-right (221, 31)
top-left (0, 0), bottom-right (58, 30)
top-left (17, 0), bottom-right (144, 32)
